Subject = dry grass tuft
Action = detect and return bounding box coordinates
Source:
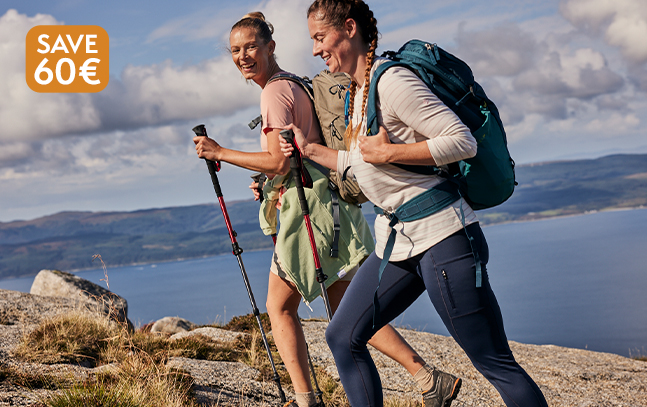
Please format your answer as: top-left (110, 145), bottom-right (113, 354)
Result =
top-left (222, 313), bottom-right (271, 334)
top-left (385, 396), bottom-right (421, 407)
top-left (44, 358), bottom-right (198, 407)
top-left (168, 334), bottom-right (240, 362)
top-left (312, 366), bottom-right (349, 407)
top-left (8, 308), bottom-right (419, 407)
top-left (0, 309), bottom-right (13, 325)
top-left (0, 365), bottom-right (68, 390)
top-left (9, 310), bottom-right (233, 406)
top-left (14, 311), bottom-right (121, 366)
top-left (629, 348), bottom-right (647, 362)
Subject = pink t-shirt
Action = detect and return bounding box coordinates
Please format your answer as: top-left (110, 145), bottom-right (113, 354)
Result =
top-left (259, 74), bottom-right (321, 152)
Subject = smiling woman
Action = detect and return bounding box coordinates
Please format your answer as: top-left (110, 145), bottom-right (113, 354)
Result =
top-left (190, 10), bottom-right (452, 407)
top-left (229, 13), bottom-right (279, 87)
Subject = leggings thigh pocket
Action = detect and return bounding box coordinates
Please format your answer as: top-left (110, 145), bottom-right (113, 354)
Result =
top-left (441, 269), bottom-right (457, 309)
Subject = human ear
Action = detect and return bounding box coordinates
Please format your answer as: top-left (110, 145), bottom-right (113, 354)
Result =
top-left (345, 18), bottom-right (357, 38)
top-left (268, 40), bottom-right (276, 56)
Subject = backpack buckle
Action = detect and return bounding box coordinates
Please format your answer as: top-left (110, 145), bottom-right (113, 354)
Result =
top-left (373, 205), bottom-right (395, 220)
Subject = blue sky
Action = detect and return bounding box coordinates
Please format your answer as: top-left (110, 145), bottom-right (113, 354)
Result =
top-left (1, 0), bottom-right (646, 222)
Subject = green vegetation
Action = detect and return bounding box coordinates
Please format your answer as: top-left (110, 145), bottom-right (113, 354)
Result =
top-left (1, 153), bottom-right (646, 279)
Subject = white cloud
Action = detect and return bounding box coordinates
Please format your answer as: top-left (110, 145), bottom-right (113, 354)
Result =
top-left (94, 57), bottom-right (260, 130)
top-left (451, 20), bottom-right (626, 125)
top-left (0, 9), bottom-right (102, 142)
top-left (260, 0), bottom-right (321, 75)
top-left (584, 112), bottom-right (640, 133)
top-left (454, 22), bottom-right (539, 77)
top-left (3, 0), bottom-right (647, 222)
top-left (0, 1), bottom-right (317, 149)
top-left (0, 142), bottom-right (34, 166)
top-left (560, 0), bottom-right (647, 63)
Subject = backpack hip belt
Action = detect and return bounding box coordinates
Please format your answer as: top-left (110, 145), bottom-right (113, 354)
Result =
top-left (370, 179), bottom-right (484, 327)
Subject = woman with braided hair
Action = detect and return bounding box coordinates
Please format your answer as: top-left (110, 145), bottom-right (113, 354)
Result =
top-left (280, 1), bottom-right (549, 406)
top-left (195, 11), bottom-right (460, 407)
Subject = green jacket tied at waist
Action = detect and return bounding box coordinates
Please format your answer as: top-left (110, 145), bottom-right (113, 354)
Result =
top-left (259, 161), bottom-right (375, 305)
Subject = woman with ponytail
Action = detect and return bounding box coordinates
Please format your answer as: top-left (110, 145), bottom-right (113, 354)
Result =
top-left (195, 11), bottom-right (447, 407)
top-left (281, 1), bottom-right (549, 406)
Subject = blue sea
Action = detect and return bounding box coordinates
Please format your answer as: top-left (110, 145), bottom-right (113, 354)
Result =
top-left (2, 208), bottom-right (646, 358)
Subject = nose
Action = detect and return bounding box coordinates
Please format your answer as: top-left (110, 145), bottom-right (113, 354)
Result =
top-left (312, 40), bottom-right (321, 57)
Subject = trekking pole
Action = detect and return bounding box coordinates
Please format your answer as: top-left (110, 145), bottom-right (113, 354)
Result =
top-left (251, 172), bottom-right (324, 405)
top-left (193, 124), bottom-right (286, 404)
top-left (304, 333), bottom-right (324, 405)
top-left (250, 172), bottom-right (277, 245)
top-left (280, 129), bottom-right (333, 321)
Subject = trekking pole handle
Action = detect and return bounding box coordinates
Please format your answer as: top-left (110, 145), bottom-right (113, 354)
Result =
top-left (280, 129), bottom-right (310, 216)
top-left (250, 172), bottom-right (266, 204)
top-left (193, 124), bottom-right (223, 198)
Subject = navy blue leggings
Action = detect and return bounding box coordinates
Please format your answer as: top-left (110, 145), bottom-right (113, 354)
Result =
top-left (326, 223), bottom-right (547, 407)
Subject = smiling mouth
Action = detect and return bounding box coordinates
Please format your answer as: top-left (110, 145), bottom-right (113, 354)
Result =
top-left (241, 63), bottom-right (256, 72)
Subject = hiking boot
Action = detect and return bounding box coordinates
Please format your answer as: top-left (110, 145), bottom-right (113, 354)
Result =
top-left (283, 401), bottom-right (298, 407)
top-left (421, 370), bottom-right (462, 407)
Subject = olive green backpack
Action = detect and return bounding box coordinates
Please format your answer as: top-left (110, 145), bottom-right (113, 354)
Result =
top-left (250, 70), bottom-right (368, 205)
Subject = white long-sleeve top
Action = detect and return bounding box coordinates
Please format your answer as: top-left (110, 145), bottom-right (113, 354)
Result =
top-left (338, 57), bottom-right (479, 261)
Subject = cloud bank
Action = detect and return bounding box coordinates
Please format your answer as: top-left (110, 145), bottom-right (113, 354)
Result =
top-left (1, 0), bottom-right (647, 221)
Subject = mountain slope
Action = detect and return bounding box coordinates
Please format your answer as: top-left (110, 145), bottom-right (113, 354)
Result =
top-left (2, 153), bottom-right (646, 279)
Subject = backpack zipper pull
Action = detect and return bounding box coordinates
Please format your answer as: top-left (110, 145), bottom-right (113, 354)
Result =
top-left (425, 43), bottom-right (440, 63)
top-left (425, 43), bottom-right (437, 65)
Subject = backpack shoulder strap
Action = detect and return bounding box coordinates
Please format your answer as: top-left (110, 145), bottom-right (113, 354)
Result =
top-left (365, 60), bottom-right (404, 137)
top-left (249, 73), bottom-right (315, 130)
top-left (267, 73), bottom-right (314, 102)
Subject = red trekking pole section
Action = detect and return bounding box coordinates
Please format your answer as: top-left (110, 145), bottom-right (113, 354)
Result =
top-left (280, 129), bottom-right (333, 321)
top-left (192, 124), bottom-right (286, 403)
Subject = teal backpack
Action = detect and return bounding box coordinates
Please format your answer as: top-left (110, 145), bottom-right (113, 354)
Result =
top-left (367, 39), bottom-right (516, 210)
top-left (368, 41), bottom-right (517, 323)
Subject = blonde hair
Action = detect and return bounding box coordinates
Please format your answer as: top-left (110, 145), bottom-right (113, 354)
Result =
top-left (231, 11), bottom-right (274, 43)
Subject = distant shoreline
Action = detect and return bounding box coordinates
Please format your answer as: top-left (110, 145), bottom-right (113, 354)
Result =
top-left (480, 205), bottom-right (647, 228)
top-left (3, 205), bottom-right (645, 282)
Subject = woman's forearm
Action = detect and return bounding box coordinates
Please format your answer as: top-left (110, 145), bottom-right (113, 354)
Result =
top-left (381, 141), bottom-right (437, 166)
top-left (219, 148), bottom-right (290, 175)
top-left (358, 130), bottom-right (438, 167)
top-left (302, 142), bottom-right (339, 171)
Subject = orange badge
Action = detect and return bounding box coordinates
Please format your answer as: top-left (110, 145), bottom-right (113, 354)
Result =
top-left (26, 25), bottom-right (109, 93)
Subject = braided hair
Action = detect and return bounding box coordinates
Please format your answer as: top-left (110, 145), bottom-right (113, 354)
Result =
top-left (307, 0), bottom-right (379, 147)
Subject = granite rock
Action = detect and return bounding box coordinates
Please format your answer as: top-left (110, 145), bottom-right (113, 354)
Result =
top-left (1, 289), bottom-right (646, 406)
top-left (30, 269), bottom-right (129, 326)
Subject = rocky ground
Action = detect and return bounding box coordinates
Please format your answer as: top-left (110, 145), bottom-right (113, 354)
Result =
top-left (1, 288), bottom-right (646, 406)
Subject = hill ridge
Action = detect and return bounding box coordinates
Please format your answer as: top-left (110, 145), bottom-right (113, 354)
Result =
top-left (1, 153), bottom-right (646, 279)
